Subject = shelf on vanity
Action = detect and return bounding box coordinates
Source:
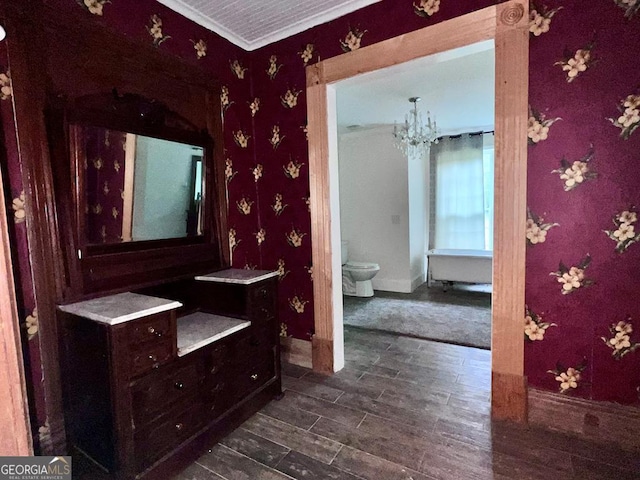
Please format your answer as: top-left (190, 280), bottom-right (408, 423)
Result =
top-left (195, 268), bottom-right (279, 285)
top-left (177, 312), bottom-right (250, 357)
top-left (57, 292), bottom-right (182, 325)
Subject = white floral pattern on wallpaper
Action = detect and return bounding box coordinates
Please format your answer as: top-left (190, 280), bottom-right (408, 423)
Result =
top-left (556, 43), bottom-right (595, 83)
top-left (550, 255), bottom-right (593, 295)
top-left (525, 307), bottom-right (556, 341)
top-left (281, 88), bottom-right (302, 108)
top-left (284, 159), bottom-right (304, 179)
top-left (146, 15), bottom-right (171, 47)
top-left (225, 158), bottom-right (237, 183)
top-left (254, 228), bottom-right (266, 245)
top-left (230, 59), bottom-right (248, 79)
top-left (286, 228), bottom-right (306, 247)
top-left (609, 91), bottom-right (640, 139)
top-left (272, 194), bottom-right (288, 216)
top-left (0, 70), bottom-right (12, 100)
top-left (23, 308), bottom-right (38, 340)
top-left (236, 197), bottom-right (254, 215)
top-left (229, 228), bottom-right (240, 249)
top-left (414, 0), bottom-right (440, 18)
top-left (340, 27), bottom-right (366, 52)
top-left (548, 361), bottom-right (587, 394)
top-left (299, 43), bottom-right (315, 65)
top-left (252, 164), bottom-right (263, 182)
top-left (527, 106), bottom-right (560, 144)
top-left (526, 209), bottom-right (558, 245)
top-left (249, 97), bottom-right (260, 117)
top-left (551, 147), bottom-right (597, 191)
top-left (220, 86), bottom-right (233, 113)
top-left (77, 0), bottom-right (108, 16)
top-left (602, 318), bottom-right (640, 359)
top-left (12, 191), bottom-right (26, 224)
top-left (276, 259), bottom-right (290, 281)
top-left (529, 3), bottom-right (562, 36)
top-left (604, 209), bottom-right (640, 253)
top-left (614, 0), bottom-right (640, 18)
top-left (191, 39), bottom-right (207, 59)
top-left (266, 55), bottom-right (283, 80)
top-left (233, 130), bottom-right (250, 148)
top-left (270, 125), bottom-right (284, 149)
top-left (289, 295), bottom-right (309, 313)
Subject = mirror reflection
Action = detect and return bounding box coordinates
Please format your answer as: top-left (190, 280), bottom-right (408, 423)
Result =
top-left (80, 126), bottom-right (204, 244)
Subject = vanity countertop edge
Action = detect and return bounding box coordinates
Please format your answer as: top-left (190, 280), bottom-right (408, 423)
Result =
top-left (195, 268), bottom-right (279, 285)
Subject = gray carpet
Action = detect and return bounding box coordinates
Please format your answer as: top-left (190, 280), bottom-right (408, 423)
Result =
top-left (342, 283), bottom-right (492, 349)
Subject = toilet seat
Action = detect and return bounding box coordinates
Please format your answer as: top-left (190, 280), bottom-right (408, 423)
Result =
top-left (344, 261), bottom-right (379, 270)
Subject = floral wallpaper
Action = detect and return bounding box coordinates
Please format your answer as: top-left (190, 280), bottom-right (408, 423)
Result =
top-left (1, 0), bottom-right (639, 451)
top-left (525, 0), bottom-right (640, 405)
top-left (83, 127), bottom-right (127, 244)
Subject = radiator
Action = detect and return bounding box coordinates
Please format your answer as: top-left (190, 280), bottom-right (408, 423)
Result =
top-left (427, 249), bottom-right (493, 286)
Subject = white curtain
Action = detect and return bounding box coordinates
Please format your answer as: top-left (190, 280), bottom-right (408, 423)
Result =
top-left (433, 133), bottom-right (493, 250)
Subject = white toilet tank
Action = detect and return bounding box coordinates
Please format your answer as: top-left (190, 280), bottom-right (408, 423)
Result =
top-left (341, 240), bottom-right (348, 265)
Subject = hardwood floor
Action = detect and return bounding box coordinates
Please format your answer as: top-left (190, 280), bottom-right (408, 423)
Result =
top-left (172, 327), bottom-right (640, 480)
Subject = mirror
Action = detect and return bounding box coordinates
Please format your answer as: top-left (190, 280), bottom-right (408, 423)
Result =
top-left (78, 125), bottom-right (204, 245)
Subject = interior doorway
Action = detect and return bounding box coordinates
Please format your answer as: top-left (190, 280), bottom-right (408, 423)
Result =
top-left (306, 0), bottom-right (529, 421)
top-left (335, 41), bottom-right (495, 350)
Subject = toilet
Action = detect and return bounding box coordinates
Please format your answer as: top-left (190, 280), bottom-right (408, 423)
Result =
top-left (341, 240), bottom-right (380, 297)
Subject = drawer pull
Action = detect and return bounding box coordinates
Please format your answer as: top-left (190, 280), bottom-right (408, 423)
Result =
top-left (175, 423), bottom-right (184, 431)
top-left (210, 365), bottom-right (219, 375)
top-left (148, 354), bottom-right (157, 362)
top-left (260, 288), bottom-right (268, 298)
top-left (213, 383), bottom-right (224, 393)
top-left (174, 381), bottom-right (184, 390)
top-left (251, 373), bottom-right (258, 381)
top-left (147, 326), bottom-right (155, 334)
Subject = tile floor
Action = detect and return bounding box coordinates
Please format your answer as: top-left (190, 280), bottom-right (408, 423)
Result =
top-left (73, 326), bottom-right (640, 479)
top-left (170, 327), bottom-right (640, 480)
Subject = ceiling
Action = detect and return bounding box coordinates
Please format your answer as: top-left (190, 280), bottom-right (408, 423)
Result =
top-left (157, 0), bottom-right (382, 51)
top-left (336, 40), bottom-right (495, 135)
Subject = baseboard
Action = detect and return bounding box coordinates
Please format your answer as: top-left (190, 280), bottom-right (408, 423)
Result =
top-left (280, 337), bottom-right (312, 369)
top-left (372, 278), bottom-right (413, 293)
top-left (410, 273), bottom-right (426, 292)
top-left (528, 388), bottom-right (640, 450)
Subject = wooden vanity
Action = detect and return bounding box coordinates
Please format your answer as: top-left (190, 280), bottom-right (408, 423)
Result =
top-left (58, 269), bottom-right (281, 479)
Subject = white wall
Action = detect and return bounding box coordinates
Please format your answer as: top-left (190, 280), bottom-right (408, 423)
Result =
top-left (338, 125), bottom-right (427, 293)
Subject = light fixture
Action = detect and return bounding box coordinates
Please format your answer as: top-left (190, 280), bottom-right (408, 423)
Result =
top-left (393, 96), bottom-right (439, 157)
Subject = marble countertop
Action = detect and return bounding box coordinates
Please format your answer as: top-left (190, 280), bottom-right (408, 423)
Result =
top-left (177, 311), bottom-right (251, 357)
top-left (195, 268), bottom-right (278, 285)
top-left (57, 292), bottom-right (183, 325)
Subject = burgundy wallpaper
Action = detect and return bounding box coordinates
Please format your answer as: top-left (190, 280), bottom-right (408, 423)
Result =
top-left (1, 0), bottom-right (639, 452)
top-left (83, 127), bottom-right (127, 244)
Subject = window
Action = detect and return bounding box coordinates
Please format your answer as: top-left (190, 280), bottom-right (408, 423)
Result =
top-left (431, 132), bottom-right (494, 251)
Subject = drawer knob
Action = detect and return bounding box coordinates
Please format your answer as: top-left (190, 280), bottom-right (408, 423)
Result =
top-left (213, 383), bottom-right (224, 392)
top-left (147, 326), bottom-right (155, 334)
top-left (148, 354), bottom-right (157, 362)
top-left (251, 373), bottom-right (258, 381)
top-left (210, 365), bottom-right (219, 374)
top-left (175, 423), bottom-right (184, 431)
top-left (259, 288), bottom-right (268, 297)
top-left (174, 381), bottom-right (184, 390)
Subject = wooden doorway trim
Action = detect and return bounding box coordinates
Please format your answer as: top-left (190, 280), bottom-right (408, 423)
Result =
top-left (306, 0), bottom-right (529, 421)
top-left (0, 162), bottom-right (33, 455)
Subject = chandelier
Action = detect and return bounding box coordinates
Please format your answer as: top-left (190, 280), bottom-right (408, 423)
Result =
top-left (393, 97), bottom-right (439, 156)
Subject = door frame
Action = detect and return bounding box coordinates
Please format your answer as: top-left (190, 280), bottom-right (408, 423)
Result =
top-left (306, 0), bottom-right (529, 421)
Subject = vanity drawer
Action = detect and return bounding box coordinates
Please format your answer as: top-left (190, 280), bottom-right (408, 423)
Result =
top-left (232, 351), bottom-right (276, 401)
top-left (131, 360), bottom-right (202, 427)
top-left (134, 401), bottom-right (205, 472)
top-left (128, 312), bottom-right (173, 347)
top-left (248, 282), bottom-right (276, 321)
top-left (130, 340), bottom-right (173, 378)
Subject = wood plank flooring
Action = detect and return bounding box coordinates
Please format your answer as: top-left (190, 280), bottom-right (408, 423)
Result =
top-left (173, 327), bottom-right (640, 480)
